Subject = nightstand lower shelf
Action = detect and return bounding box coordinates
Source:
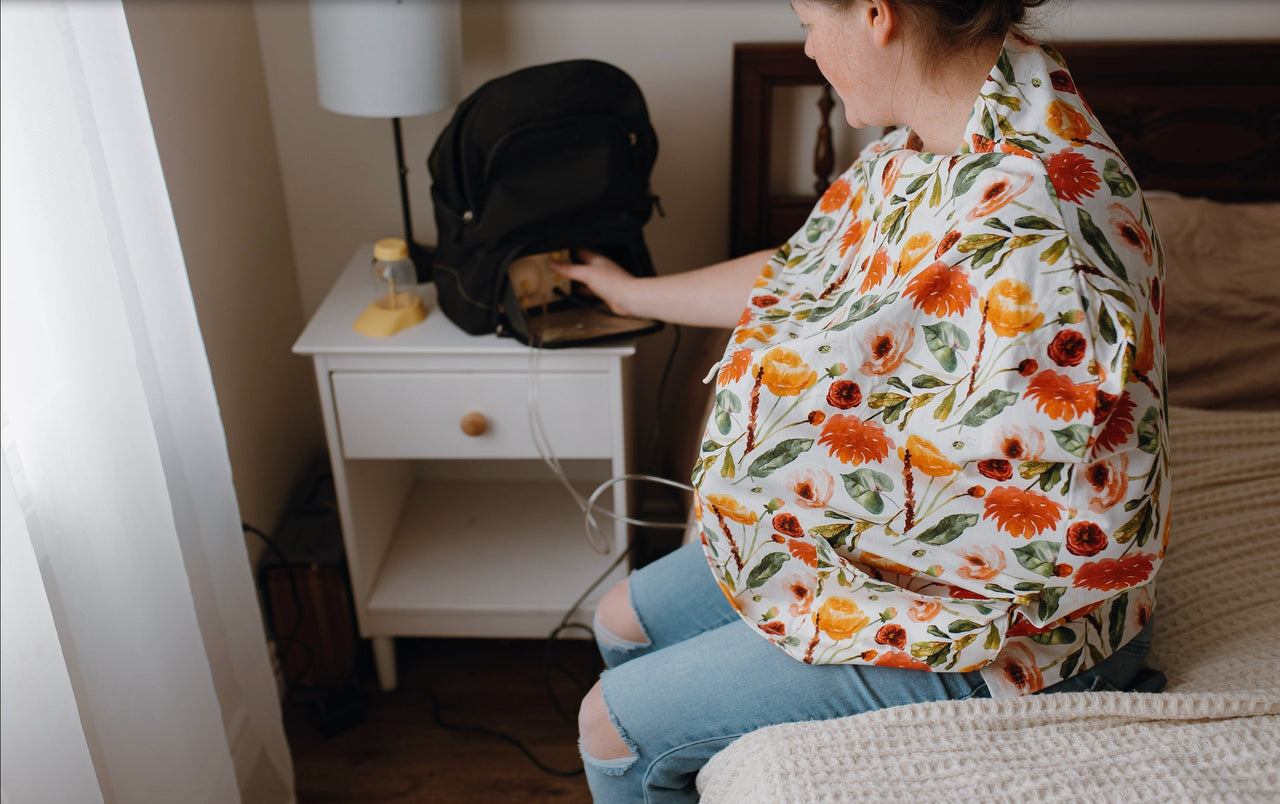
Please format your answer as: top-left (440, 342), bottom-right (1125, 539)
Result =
top-left (363, 478), bottom-right (623, 639)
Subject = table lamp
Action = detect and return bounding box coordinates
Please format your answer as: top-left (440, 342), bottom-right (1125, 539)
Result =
top-left (310, 0), bottom-right (462, 283)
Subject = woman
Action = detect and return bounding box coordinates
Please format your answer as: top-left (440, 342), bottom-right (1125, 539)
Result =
top-left (555, 1), bottom-right (1168, 800)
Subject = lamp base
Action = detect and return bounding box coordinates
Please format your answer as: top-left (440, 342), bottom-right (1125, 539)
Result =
top-left (408, 240), bottom-right (435, 284)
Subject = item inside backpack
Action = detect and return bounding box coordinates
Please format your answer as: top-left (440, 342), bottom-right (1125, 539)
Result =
top-left (502, 248), bottom-right (662, 347)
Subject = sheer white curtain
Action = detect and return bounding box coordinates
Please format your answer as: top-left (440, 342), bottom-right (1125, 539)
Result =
top-left (1, 2), bottom-right (293, 801)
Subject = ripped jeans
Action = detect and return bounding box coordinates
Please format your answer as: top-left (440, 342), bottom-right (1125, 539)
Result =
top-left (581, 542), bottom-right (1159, 803)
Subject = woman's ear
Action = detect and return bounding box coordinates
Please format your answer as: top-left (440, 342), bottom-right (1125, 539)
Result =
top-left (864, 0), bottom-right (898, 47)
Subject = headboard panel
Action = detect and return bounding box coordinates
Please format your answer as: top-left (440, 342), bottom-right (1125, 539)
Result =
top-left (730, 40), bottom-right (1280, 256)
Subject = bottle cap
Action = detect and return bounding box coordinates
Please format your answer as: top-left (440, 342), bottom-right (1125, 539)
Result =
top-left (374, 238), bottom-right (409, 262)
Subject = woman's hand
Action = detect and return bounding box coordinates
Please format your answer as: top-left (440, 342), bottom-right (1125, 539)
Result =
top-left (549, 249), bottom-right (641, 318)
top-left (550, 247), bottom-right (776, 329)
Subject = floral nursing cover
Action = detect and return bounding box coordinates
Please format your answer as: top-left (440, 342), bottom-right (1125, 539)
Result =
top-left (694, 34), bottom-right (1168, 697)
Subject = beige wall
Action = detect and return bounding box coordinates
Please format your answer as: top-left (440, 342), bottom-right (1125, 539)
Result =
top-left (124, 0), bottom-right (324, 568)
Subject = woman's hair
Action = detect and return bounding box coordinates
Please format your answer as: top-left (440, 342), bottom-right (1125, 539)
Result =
top-left (816, 0), bottom-right (1048, 64)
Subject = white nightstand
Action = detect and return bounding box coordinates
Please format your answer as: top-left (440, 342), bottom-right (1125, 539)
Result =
top-left (294, 246), bottom-right (634, 690)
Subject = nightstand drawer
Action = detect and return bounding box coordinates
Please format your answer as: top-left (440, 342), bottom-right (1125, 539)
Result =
top-left (331, 371), bottom-right (614, 459)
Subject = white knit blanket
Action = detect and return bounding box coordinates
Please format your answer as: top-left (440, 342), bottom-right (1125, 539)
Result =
top-left (698, 407), bottom-right (1280, 803)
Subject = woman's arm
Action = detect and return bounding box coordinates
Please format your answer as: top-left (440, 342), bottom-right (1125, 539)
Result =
top-left (550, 248), bottom-right (775, 329)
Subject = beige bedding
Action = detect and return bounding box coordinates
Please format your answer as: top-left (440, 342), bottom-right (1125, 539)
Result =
top-left (697, 406), bottom-right (1280, 802)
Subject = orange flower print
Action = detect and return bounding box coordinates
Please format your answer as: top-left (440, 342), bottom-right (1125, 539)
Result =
top-left (1134, 313), bottom-right (1156, 377)
top-left (1073, 553), bottom-right (1156, 591)
top-left (817, 597), bottom-right (871, 640)
top-left (860, 247), bottom-right (891, 293)
top-left (861, 553), bottom-right (917, 576)
top-left (966, 170), bottom-right (1034, 220)
top-left (983, 486), bottom-right (1064, 538)
top-left (1046, 149), bottom-right (1100, 203)
top-left (734, 322), bottom-right (777, 345)
top-left (873, 650), bottom-right (932, 671)
top-left (1048, 328), bottom-right (1088, 367)
top-left (994, 424), bottom-right (1046, 461)
top-left (1064, 521), bottom-right (1108, 557)
top-left (957, 544), bottom-right (1007, 581)
top-left (760, 347), bottom-right (818, 397)
top-left (772, 512), bottom-right (805, 539)
top-left (840, 218), bottom-right (870, 257)
top-left (818, 414), bottom-right (894, 465)
top-left (880, 154), bottom-right (905, 196)
top-left (784, 575), bottom-right (814, 616)
top-left (1024, 370), bottom-right (1097, 421)
top-left (705, 493), bottom-right (759, 525)
top-left (905, 261), bottom-right (977, 317)
top-left (875, 623), bottom-right (908, 649)
top-left (1108, 203), bottom-right (1153, 265)
top-left (859, 321), bottom-right (915, 376)
top-left (790, 468), bottom-right (835, 509)
top-left (760, 620), bottom-right (787, 636)
top-left (752, 263), bottom-right (774, 289)
top-left (717, 349), bottom-right (753, 386)
top-left (988, 643), bottom-right (1045, 695)
top-left (985, 279), bottom-right (1045, 338)
top-left (897, 232), bottom-right (936, 277)
top-left (1045, 98), bottom-right (1092, 141)
top-left (1093, 391), bottom-right (1136, 455)
top-left (1085, 453), bottom-right (1129, 513)
top-left (898, 435), bottom-right (960, 477)
top-left (819, 177), bottom-right (851, 213)
top-left (908, 601), bottom-right (942, 622)
top-left (826, 380), bottom-right (863, 410)
top-left (787, 539), bottom-right (818, 567)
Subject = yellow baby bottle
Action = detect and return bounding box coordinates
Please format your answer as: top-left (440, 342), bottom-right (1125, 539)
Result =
top-left (353, 237), bottom-right (427, 337)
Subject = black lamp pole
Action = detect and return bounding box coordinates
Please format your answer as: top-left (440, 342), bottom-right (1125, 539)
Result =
top-left (392, 117), bottom-right (434, 283)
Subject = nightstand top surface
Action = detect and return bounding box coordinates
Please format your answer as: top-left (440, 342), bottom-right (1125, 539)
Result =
top-left (294, 246), bottom-right (638, 357)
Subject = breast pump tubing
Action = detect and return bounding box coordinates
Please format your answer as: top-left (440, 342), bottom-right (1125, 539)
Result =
top-left (528, 247), bottom-right (775, 554)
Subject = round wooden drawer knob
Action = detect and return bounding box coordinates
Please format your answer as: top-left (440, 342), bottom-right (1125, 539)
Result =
top-left (459, 411), bottom-right (488, 437)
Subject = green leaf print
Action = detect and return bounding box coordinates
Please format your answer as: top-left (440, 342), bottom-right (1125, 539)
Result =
top-left (1014, 541), bottom-right (1060, 577)
top-left (958, 390), bottom-right (1019, 428)
top-left (1137, 406), bottom-right (1160, 454)
top-left (948, 619), bottom-right (982, 634)
top-left (984, 623), bottom-right (1002, 651)
top-left (996, 50), bottom-right (1016, 85)
top-left (841, 468), bottom-right (895, 515)
top-left (915, 513), bottom-right (979, 546)
top-left (829, 292), bottom-right (898, 331)
top-left (746, 438), bottom-right (814, 479)
top-left (1103, 159), bottom-right (1138, 198)
top-left (1108, 595), bottom-right (1128, 651)
top-left (954, 154), bottom-right (1005, 196)
top-left (1052, 425), bottom-right (1092, 459)
top-left (1029, 626), bottom-right (1075, 645)
top-left (746, 552), bottom-right (787, 590)
top-left (811, 523), bottom-right (855, 549)
top-left (1014, 215), bottom-right (1060, 230)
top-left (934, 386), bottom-right (958, 421)
top-left (1115, 501), bottom-right (1152, 545)
top-left (888, 376), bottom-right (911, 393)
top-left (805, 215), bottom-right (836, 243)
top-left (1077, 208), bottom-right (1129, 281)
top-left (1039, 236), bottom-right (1070, 265)
top-left (714, 390), bottom-right (741, 436)
top-left (923, 321), bottom-right (970, 372)
top-left (911, 375), bottom-right (948, 389)
top-left (1098, 305), bottom-right (1118, 345)
top-left (911, 640), bottom-right (951, 668)
top-left (720, 450), bottom-right (736, 479)
top-left (808, 289), bottom-right (857, 324)
top-left (1059, 647), bottom-right (1083, 680)
top-left (1038, 586), bottom-right (1068, 621)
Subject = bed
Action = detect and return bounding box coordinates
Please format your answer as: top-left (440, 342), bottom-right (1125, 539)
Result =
top-left (695, 39), bottom-right (1280, 802)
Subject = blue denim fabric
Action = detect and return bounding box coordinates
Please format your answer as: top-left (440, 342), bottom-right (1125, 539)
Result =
top-left (582, 542), bottom-right (1157, 803)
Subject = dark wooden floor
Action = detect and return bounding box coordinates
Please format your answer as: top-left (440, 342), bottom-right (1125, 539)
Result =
top-left (284, 636), bottom-right (604, 803)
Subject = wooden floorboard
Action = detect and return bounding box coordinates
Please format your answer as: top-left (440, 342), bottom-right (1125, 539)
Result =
top-left (284, 636), bottom-right (602, 803)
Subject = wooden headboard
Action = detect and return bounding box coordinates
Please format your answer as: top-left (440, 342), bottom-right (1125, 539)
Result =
top-left (729, 40), bottom-right (1280, 256)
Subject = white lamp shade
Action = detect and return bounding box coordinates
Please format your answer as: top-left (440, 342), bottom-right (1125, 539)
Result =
top-left (310, 0), bottom-right (461, 118)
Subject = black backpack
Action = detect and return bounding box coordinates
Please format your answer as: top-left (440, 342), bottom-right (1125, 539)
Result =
top-left (427, 59), bottom-right (663, 346)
